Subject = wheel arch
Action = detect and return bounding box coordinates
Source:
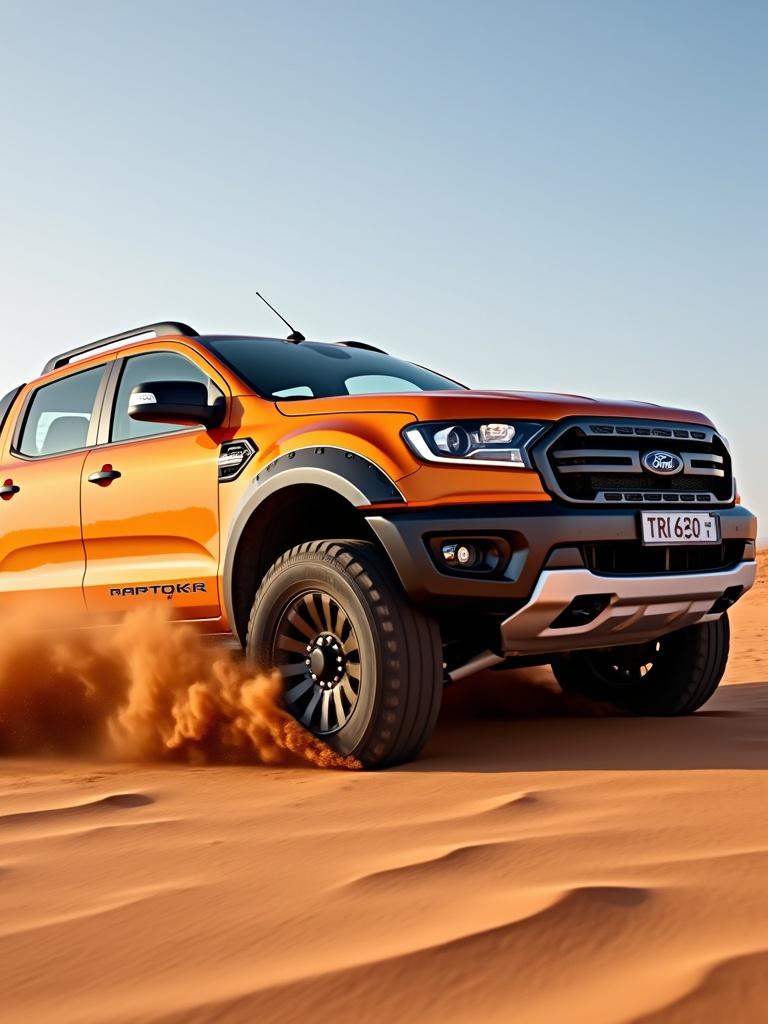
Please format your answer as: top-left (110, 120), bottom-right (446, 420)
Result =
top-left (223, 448), bottom-right (404, 644)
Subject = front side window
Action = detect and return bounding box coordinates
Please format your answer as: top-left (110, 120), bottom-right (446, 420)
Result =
top-left (111, 351), bottom-right (218, 442)
top-left (18, 365), bottom-right (104, 457)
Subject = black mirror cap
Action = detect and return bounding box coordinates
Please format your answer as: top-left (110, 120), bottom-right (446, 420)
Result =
top-left (127, 380), bottom-right (225, 428)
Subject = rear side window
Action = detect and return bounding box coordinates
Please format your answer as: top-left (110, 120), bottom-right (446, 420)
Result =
top-left (17, 366), bottom-right (104, 458)
top-left (110, 351), bottom-right (218, 443)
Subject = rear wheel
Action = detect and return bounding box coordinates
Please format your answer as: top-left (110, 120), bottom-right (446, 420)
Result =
top-left (246, 539), bottom-right (443, 768)
top-left (551, 615), bottom-right (730, 715)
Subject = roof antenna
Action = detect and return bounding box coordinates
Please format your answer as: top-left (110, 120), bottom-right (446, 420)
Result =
top-left (255, 291), bottom-right (305, 342)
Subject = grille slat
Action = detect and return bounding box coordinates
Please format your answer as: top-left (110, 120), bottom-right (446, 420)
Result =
top-left (535, 419), bottom-right (734, 507)
top-left (552, 448), bottom-right (641, 474)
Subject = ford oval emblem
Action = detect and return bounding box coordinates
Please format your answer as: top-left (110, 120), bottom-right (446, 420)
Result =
top-left (642, 450), bottom-right (684, 476)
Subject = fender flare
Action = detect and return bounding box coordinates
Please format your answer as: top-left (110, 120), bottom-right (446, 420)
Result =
top-left (222, 446), bottom-right (404, 641)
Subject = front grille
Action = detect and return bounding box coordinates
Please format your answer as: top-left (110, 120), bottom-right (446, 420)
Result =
top-left (535, 418), bottom-right (734, 506)
top-left (582, 539), bottom-right (745, 575)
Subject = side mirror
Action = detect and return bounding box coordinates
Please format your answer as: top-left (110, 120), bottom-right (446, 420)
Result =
top-left (128, 380), bottom-right (225, 428)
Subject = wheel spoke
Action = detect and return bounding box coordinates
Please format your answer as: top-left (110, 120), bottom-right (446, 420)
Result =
top-left (334, 603), bottom-right (349, 638)
top-left (301, 593), bottom-right (324, 633)
top-left (346, 660), bottom-right (361, 680)
top-left (319, 690), bottom-right (331, 732)
top-left (279, 662), bottom-right (309, 679)
top-left (301, 689), bottom-right (322, 727)
top-left (286, 607), bottom-right (315, 640)
top-left (320, 592), bottom-right (333, 632)
top-left (285, 677), bottom-right (314, 702)
top-left (333, 686), bottom-right (345, 727)
top-left (341, 678), bottom-right (357, 704)
top-left (277, 634), bottom-right (310, 656)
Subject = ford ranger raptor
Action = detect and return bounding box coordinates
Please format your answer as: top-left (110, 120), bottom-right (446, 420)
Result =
top-left (0, 321), bottom-right (757, 767)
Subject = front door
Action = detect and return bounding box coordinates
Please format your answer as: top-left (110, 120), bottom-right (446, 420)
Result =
top-left (81, 349), bottom-right (228, 621)
top-left (0, 363), bottom-right (107, 616)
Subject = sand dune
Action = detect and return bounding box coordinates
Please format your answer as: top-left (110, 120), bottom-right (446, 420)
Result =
top-left (1, 559), bottom-right (766, 1023)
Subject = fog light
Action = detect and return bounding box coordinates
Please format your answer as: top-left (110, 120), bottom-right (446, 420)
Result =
top-left (457, 543), bottom-right (479, 567)
top-left (441, 541), bottom-right (482, 568)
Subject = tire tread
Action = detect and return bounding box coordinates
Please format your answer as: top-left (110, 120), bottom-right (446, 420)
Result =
top-left (552, 615), bottom-right (730, 716)
top-left (246, 539), bottom-right (442, 768)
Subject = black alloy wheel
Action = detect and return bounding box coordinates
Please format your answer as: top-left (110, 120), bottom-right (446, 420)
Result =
top-left (273, 590), bottom-right (361, 735)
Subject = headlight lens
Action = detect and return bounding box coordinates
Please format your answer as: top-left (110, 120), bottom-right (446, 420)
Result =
top-left (402, 421), bottom-right (543, 467)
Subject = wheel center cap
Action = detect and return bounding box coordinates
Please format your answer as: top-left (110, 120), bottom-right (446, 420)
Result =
top-left (309, 648), bottom-right (327, 677)
top-left (307, 633), bottom-right (345, 688)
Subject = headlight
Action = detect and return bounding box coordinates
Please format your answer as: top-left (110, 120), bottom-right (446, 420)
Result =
top-left (402, 421), bottom-right (543, 467)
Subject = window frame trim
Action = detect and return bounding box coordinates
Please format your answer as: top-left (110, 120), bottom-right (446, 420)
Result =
top-left (10, 362), bottom-right (111, 462)
top-left (0, 385), bottom-right (26, 441)
top-left (96, 347), bottom-right (230, 448)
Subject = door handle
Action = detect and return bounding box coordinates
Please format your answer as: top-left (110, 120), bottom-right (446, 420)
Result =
top-left (0, 479), bottom-right (20, 499)
top-left (88, 465), bottom-right (122, 485)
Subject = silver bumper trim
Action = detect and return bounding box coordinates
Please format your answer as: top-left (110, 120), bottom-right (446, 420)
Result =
top-left (500, 561), bottom-right (757, 655)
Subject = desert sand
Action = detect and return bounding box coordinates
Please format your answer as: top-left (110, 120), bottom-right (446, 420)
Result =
top-left (1, 559), bottom-right (766, 1024)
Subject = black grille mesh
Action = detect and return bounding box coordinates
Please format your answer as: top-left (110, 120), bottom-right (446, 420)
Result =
top-left (582, 540), bottom-right (745, 575)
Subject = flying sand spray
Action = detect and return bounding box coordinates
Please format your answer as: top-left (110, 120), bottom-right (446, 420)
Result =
top-left (0, 606), bottom-right (360, 770)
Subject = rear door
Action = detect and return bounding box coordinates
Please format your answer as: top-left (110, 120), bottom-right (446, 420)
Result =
top-left (0, 364), bottom-right (108, 616)
top-left (81, 348), bottom-right (229, 621)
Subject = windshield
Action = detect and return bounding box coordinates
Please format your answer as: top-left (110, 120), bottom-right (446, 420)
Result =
top-left (202, 337), bottom-right (465, 400)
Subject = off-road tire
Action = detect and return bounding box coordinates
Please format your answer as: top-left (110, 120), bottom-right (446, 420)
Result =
top-left (551, 615), bottom-right (730, 716)
top-left (246, 539), bottom-right (443, 769)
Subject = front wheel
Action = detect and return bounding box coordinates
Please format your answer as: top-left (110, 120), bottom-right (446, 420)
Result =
top-left (551, 615), bottom-right (730, 716)
top-left (246, 539), bottom-right (443, 769)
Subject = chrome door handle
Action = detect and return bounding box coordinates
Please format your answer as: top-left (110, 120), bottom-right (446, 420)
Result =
top-left (0, 480), bottom-right (20, 498)
top-left (88, 466), bottom-right (122, 485)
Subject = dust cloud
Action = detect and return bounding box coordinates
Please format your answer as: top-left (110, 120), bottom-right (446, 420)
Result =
top-left (0, 607), bottom-right (360, 770)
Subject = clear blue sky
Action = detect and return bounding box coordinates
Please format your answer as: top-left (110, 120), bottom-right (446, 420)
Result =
top-left (1, 1), bottom-right (765, 530)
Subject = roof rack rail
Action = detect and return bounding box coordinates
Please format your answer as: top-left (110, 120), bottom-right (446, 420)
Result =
top-left (42, 322), bottom-right (199, 373)
top-left (336, 340), bottom-right (387, 354)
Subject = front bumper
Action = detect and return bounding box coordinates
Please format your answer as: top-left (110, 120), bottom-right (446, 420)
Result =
top-left (366, 503), bottom-right (757, 602)
top-left (366, 502), bottom-right (758, 653)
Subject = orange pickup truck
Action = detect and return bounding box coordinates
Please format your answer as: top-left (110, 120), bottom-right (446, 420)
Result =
top-left (0, 322), bottom-right (757, 767)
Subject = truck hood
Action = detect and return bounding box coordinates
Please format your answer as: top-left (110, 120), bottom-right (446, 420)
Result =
top-left (276, 389), bottom-right (713, 426)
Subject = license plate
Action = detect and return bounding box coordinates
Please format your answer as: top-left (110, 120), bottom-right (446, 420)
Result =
top-left (641, 511), bottom-right (721, 546)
